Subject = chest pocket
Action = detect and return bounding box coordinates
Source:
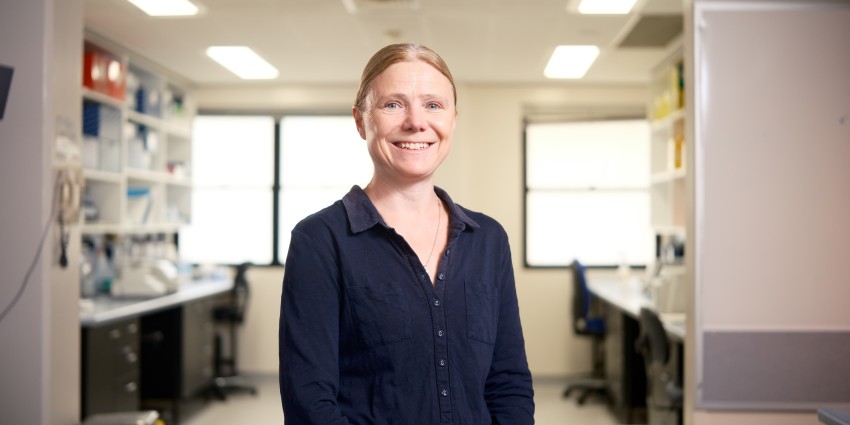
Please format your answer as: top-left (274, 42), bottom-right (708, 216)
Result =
top-left (348, 284), bottom-right (412, 348)
top-left (465, 279), bottom-right (498, 344)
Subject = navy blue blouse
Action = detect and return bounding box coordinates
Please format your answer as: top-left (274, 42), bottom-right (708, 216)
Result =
top-left (279, 186), bottom-right (534, 425)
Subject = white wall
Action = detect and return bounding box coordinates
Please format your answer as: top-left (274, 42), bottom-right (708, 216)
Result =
top-left (0, 0), bottom-right (82, 423)
top-left (198, 82), bottom-right (647, 377)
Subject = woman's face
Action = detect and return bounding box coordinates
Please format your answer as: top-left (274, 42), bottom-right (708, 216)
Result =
top-left (354, 60), bottom-right (456, 186)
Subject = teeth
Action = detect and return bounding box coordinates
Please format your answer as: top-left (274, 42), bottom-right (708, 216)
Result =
top-left (398, 142), bottom-right (429, 150)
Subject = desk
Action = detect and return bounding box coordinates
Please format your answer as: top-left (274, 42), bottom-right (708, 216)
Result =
top-left (80, 279), bottom-right (232, 424)
top-left (588, 275), bottom-right (686, 425)
top-left (819, 408), bottom-right (850, 425)
top-left (587, 276), bottom-right (686, 341)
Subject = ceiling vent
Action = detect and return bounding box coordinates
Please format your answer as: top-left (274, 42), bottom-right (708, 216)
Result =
top-left (619, 14), bottom-right (683, 48)
top-left (341, 0), bottom-right (420, 14)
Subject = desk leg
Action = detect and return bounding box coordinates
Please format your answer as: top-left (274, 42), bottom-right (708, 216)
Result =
top-left (603, 305), bottom-right (647, 424)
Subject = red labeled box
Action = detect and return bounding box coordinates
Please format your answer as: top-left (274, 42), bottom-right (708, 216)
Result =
top-left (83, 46), bottom-right (126, 101)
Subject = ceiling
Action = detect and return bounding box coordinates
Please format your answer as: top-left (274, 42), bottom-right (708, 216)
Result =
top-left (83, 0), bottom-right (684, 88)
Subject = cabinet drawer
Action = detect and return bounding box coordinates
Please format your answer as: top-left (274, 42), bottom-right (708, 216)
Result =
top-left (82, 318), bottom-right (141, 418)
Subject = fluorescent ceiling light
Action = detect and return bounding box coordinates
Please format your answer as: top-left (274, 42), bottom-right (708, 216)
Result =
top-left (206, 46), bottom-right (280, 80)
top-left (126, 0), bottom-right (200, 16)
top-left (544, 45), bottom-right (600, 79)
top-left (576, 0), bottom-right (637, 14)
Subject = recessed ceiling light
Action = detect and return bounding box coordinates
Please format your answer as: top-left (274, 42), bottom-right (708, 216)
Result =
top-left (544, 45), bottom-right (600, 79)
top-left (206, 46), bottom-right (280, 80)
top-left (126, 0), bottom-right (200, 16)
top-left (575, 0), bottom-right (637, 14)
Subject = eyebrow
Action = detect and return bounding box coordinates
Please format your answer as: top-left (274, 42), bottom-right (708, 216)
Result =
top-left (377, 92), bottom-right (449, 103)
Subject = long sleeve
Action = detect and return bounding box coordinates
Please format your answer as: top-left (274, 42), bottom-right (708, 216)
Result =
top-left (484, 232), bottom-right (535, 425)
top-left (279, 228), bottom-right (351, 425)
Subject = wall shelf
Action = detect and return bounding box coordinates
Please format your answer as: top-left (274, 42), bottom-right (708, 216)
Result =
top-left (81, 39), bottom-right (195, 236)
top-left (649, 51), bottom-right (687, 237)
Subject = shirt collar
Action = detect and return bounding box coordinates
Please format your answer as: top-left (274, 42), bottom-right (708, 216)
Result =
top-left (342, 185), bottom-right (480, 234)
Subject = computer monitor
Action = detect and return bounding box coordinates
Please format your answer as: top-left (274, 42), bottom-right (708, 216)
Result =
top-left (0, 64), bottom-right (14, 120)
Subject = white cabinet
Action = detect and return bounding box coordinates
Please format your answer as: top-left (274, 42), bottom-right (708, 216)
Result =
top-left (648, 51), bottom-right (686, 237)
top-left (81, 41), bottom-right (195, 235)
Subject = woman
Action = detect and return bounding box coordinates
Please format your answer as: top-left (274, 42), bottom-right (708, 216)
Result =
top-left (279, 43), bottom-right (534, 425)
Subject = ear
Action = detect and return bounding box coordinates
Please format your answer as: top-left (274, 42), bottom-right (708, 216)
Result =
top-left (352, 106), bottom-right (367, 140)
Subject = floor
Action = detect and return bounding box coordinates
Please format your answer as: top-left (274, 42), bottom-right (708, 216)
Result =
top-left (181, 375), bottom-right (620, 425)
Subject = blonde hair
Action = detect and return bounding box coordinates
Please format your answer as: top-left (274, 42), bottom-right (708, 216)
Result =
top-left (354, 43), bottom-right (457, 111)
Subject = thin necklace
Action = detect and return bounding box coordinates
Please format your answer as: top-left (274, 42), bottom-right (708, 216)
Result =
top-left (423, 198), bottom-right (441, 271)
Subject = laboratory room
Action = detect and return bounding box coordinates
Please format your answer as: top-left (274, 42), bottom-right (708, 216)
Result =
top-left (2, 0), bottom-right (850, 424)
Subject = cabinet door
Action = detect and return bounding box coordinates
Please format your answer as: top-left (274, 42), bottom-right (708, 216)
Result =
top-left (181, 296), bottom-right (223, 397)
top-left (81, 318), bottom-right (141, 418)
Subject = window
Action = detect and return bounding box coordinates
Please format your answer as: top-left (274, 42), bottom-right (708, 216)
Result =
top-left (180, 114), bottom-right (372, 266)
top-left (179, 116), bottom-right (275, 265)
top-left (277, 116), bottom-right (372, 263)
top-left (524, 119), bottom-right (652, 267)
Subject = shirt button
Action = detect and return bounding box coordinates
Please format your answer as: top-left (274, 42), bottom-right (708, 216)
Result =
top-left (445, 248), bottom-right (450, 256)
top-left (439, 359), bottom-right (446, 367)
top-left (437, 330), bottom-right (444, 337)
top-left (440, 389), bottom-right (448, 397)
top-left (437, 273), bottom-right (445, 280)
top-left (433, 299), bottom-right (440, 307)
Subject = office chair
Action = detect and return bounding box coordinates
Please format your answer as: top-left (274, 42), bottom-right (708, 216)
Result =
top-left (209, 262), bottom-right (258, 400)
top-left (636, 307), bottom-right (683, 425)
top-left (562, 259), bottom-right (609, 405)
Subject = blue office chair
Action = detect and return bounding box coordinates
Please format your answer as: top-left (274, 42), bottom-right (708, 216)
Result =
top-left (562, 259), bottom-right (609, 405)
top-left (636, 307), bottom-right (683, 424)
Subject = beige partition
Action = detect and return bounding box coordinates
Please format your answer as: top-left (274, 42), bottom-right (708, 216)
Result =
top-left (690, 0), bottom-right (850, 412)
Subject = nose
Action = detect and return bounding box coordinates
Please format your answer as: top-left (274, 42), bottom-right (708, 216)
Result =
top-left (402, 106), bottom-right (427, 132)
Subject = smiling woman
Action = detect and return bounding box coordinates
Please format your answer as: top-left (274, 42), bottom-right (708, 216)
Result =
top-left (279, 43), bottom-right (535, 425)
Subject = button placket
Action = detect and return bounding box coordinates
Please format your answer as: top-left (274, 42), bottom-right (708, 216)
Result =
top-left (431, 262), bottom-right (451, 419)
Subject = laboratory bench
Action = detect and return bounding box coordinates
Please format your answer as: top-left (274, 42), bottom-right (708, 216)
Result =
top-left (588, 275), bottom-right (686, 425)
top-left (80, 278), bottom-right (233, 424)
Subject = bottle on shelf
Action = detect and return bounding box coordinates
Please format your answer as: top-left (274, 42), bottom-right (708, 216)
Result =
top-left (92, 244), bottom-right (114, 295)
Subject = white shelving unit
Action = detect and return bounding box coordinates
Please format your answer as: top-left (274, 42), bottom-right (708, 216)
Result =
top-left (81, 41), bottom-right (195, 236)
top-left (649, 51), bottom-right (686, 237)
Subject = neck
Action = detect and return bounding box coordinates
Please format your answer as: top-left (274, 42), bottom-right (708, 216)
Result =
top-left (364, 180), bottom-right (437, 214)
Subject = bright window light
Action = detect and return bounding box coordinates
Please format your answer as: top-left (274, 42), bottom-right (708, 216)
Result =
top-left (126, 0), bottom-right (200, 16)
top-left (206, 46), bottom-right (279, 80)
top-left (576, 0), bottom-right (637, 14)
top-left (544, 45), bottom-right (600, 79)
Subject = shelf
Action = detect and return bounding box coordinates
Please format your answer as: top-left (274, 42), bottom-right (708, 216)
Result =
top-left (651, 108), bottom-right (685, 133)
top-left (82, 88), bottom-right (125, 109)
top-left (166, 123), bottom-right (192, 139)
top-left (165, 177), bottom-right (192, 187)
top-left (83, 169), bottom-right (123, 183)
top-left (82, 39), bottom-right (195, 237)
top-left (82, 223), bottom-right (184, 235)
top-left (126, 168), bottom-right (173, 184)
top-left (649, 52), bottom-right (687, 240)
top-left (126, 109), bottom-right (163, 130)
top-left (651, 168), bottom-right (686, 185)
top-left (653, 225), bottom-right (686, 236)
top-left (82, 223), bottom-right (124, 235)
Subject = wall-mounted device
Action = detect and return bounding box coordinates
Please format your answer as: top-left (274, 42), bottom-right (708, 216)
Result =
top-left (0, 64), bottom-right (13, 120)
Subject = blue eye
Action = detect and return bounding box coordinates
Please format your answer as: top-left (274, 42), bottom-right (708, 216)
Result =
top-left (426, 102), bottom-right (441, 110)
top-left (385, 102), bottom-right (401, 109)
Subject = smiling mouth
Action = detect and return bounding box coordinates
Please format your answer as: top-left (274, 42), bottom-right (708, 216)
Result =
top-left (394, 142), bottom-right (431, 150)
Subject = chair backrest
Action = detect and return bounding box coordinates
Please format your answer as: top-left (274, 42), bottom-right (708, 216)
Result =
top-left (231, 262), bottom-right (251, 323)
top-left (637, 307), bottom-right (669, 366)
top-left (570, 259), bottom-right (591, 334)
